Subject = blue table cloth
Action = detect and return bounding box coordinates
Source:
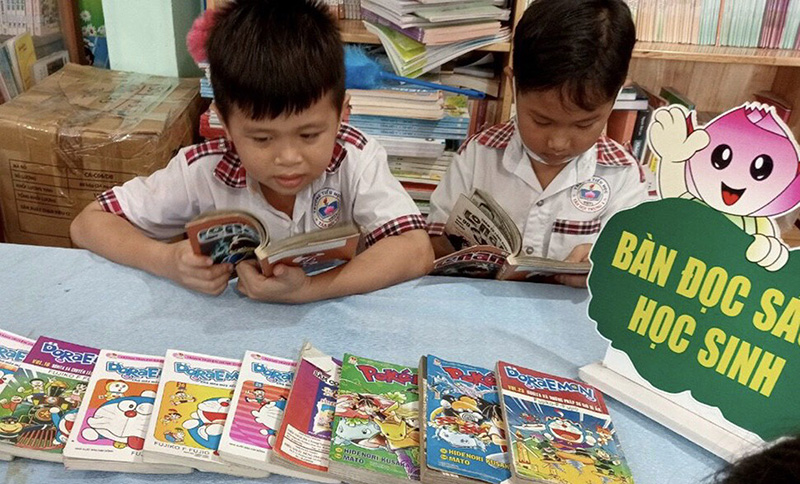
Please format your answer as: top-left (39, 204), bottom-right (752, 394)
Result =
top-left (0, 243), bottom-right (725, 483)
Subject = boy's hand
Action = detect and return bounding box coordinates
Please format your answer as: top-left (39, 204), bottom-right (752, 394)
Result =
top-left (162, 240), bottom-right (233, 295)
top-left (554, 243), bottom-right (592, 288)
top-left (236, 261), bottom-right (312, 304)
top-left (649, 105), bottom-right (709, 163)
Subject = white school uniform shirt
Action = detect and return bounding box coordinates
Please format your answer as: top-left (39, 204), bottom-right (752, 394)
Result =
top-left (427, 120), bottom-right (649, 261)
top-left (98, 124), bottom-right (425, 247)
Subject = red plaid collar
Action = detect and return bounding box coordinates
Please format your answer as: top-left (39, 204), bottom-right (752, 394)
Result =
top-left (596, 136), bottom-right (635, 167)
top-left (207, 124), bottom-right (368, 189)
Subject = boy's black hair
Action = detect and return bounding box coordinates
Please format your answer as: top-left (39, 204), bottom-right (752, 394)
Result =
top-left (207, 0), bottom-right (345, 122)
top-left (512, 0), bottom-right (635, 111)
top-left (712, 436), bottom-right (800, 483)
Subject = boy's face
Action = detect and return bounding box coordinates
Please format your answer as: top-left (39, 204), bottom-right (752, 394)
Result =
top-left (515, 87), bottom-right (614, 165)
top-left (219, 92), bottom-right (344, 200)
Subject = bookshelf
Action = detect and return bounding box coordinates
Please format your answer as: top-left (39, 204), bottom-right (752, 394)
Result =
top-left (338, 19), bottom-right (512, 52)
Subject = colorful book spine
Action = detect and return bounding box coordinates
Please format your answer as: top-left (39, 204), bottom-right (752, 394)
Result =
top-left (64, 350), bottom-right (186, 470)
top-left (329, 353), bottom-right (420, 481)
top-left (0, 336), bottom-right (100, 461)
top-left (422, 354), bottom-right (511, 483)
top-left (219, 351), bottom-right (295, 468)
top-left (496, 361), bottom-right (633, 484)
top-left (271, 343), bottom-right (341, 475)
top-left (142, 349), bottom-right (261, 475)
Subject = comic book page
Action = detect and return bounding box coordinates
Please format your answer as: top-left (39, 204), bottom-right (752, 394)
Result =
top-left (0, 336), bottom-right (99, 461)
top-left (423, 355), bottom-right (511, 483)
top-left (219, 351), bottom-right (294, 468)
top-left (443, 190), bottom-right (519, 254)
top-left (329, 354), bottom-right (420, 482)
top-left (496, 362), bottom-right (633, 484)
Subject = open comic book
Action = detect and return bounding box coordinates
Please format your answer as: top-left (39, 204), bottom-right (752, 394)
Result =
top-left (432, 189), bottom-right (591, 280)
top-left (185, 210), bottom-right (360, 277)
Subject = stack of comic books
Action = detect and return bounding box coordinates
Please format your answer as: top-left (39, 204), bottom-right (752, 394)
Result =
top-left (142, 349), bottom-right (268, 477)
top-left (0, 336), bottom-right (100, 462)
top-left (495, 361), bottom-right (633, 484)
top-left (0, 329), bottom-right (35, 461)
top-left (328, 354), bottom-right (421, 484)
top-left (218, 350), bottom-right (328, 480)
top-left (419, 354), bottom-right (511, 484)
top-left (268, 342), bottom-right (341, 483)
top-left (63, 350), bottom-right (191, 473)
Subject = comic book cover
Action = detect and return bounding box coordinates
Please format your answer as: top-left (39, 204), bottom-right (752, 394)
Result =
top-left (328, 353), bottom-right (420, 483)
top-left (142, 349), bottom-right (267, 477)
top-left (218, 351), bottom-right (296, 472)
top-left (63, 350), bottom-right (190, 473)
top-left (270, 342), bottom-right (341, 482)
top-left (0, 336), bottom-right (99, 462)
top-left (422, 355), bottom-right (511, 483)
top-left (496, 362), bottom-right (634, 484)
top-left (0, 329), bottom-right (35, 461)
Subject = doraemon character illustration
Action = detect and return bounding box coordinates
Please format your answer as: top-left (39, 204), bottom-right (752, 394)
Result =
top-left (333, 419), bottom-right (382, 449)
top-left (183, 397), bottom-right (231, 450)
top-left (99, 381), bottom-right (129, 400)
top-left (592, 448), bottom-right (621, 476)
top-left (244, 388), bottom-right (267, 405)
top-left (161, 408), bottom-right (182, 425)
top-left (0, 395), bottom-right (23, 412)
top-left (650, 103), bottom-right (800, 271)
top-left (18, 377), bottom-right (45, 396)
top-left (81, 390), bottom-right (156, 450)
top-left (312, 399), bottom-right (335, 436)
top-left (170, 383), bottom-right (196, 406)
top-left (51, 407), bottom-right (79, 445)
top-left (164, 428), bottom-right (185, 444)
top-left (435, 426), bottom-right (486, 451)
top-left (250, 397), bottom-right (286, 447)
top-left (0, 416), bottom-right (24, 442)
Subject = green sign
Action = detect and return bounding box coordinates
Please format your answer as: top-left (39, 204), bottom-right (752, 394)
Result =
top-left (589, 198), bottom-right (800, 441)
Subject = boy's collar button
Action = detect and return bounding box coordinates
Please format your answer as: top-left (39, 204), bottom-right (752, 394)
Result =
top-left (536, 200), bottom-right (544, 207)
top-left (525, 247), bottom-right (534, 255)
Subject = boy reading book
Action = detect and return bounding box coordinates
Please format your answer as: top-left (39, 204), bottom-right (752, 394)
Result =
top-left (70, 0), bottom-right (433, 302)
top-left (426, 0), bottom-right (648, 287)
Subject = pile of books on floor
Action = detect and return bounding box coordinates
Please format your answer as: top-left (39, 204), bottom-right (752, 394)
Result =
top-left (627, 0), bottom-right (800, 49)
top-left (0, 329), bottom-right (635, 484)
top-left (361, 0), bottom-right (511, 77)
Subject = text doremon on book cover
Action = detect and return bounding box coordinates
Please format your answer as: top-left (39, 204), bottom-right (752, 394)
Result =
top-left (0, 336), bottom-right (100, 462)
top-left (63, 349), bottom-right (190, 473)
top-left (496, 361), bottom-right (633, 484)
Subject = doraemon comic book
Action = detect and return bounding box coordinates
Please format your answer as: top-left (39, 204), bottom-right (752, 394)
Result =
top-left (0, 329), bottom-right (34, 461)
top-left (496, 362), bottom-right (633, 484)
top-left (142, 349), bottom-right (268, 477)
top-left (63, 350), bottom-right (190, 473)
top-left (421, 355), bottom-right (511, 484)
top-left (0, 336), bottom-right (99, 462)
top-left (219, 350), bottom-right (322, 480)
top-left (269, 342), bottom-right (341, 483)
top-left (328, 353), bottom-right (420, 484)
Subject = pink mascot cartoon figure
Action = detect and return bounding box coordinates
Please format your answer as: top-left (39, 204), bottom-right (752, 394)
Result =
top-left (649, 103), bottom-right (800, 271)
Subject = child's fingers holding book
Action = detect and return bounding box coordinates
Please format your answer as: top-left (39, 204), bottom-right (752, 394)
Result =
top-left (236, 262), bottom-right (310, 303)
top-left (165, 240), bottom-right (233, 295)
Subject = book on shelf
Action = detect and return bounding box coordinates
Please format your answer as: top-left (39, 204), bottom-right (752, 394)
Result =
top-left (496, 361), bottom-right (634, 484)
top-left (0, 329), bottom-right (35, 461)
top-left (376, 136), bottom-right (447, 158)
top-left (328, 353), bottom-right (420, 483)
top-left (438, 72), bottom-right (499, 97)
top-left (268, 342), bottom-right (341, 483)
top-left (185, 210), bottom-right (361, 277)
top-left (4, 33), bottom-right (37, 92)
top-left (361, 7), bottom-right (503, 45)
top-left (431, 189), bottom-right (591, 280)
top-left (419, 354), bottom-right (511, 484)
top-left (142, 349), bottom-right (267, 477)
top-left (63, 350), bottom-right (190, 474)
top-left (0, 46), bottom-right (20, 101)
top-left (659, 86), bottom-right (695, 111)
top-left (0, 336), bottom-right (99, 462)
top-left (30, 50), bottom-right (69, 85)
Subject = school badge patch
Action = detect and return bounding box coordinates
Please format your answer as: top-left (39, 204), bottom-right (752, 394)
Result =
top-left (313, 187), bottom-right (342, 228)
top-left (571, 176), bottom-right (610, 213)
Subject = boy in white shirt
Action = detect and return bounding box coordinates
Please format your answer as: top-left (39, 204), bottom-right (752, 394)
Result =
top-left (427, 0), bottom-right (648, 287)
top-left (70, 0), bottom-right (433, 302)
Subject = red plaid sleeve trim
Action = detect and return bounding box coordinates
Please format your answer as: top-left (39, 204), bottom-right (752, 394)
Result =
top-left (596, 136), bottom-right (635, 167)
top-left (327, 124), bottom-right (368, 174)
top-left (552, 219), bottom-right (602, 235)
top-left (365, 214), bottom-right (427, 247)
top-left (96, 188), bottom-right (128, 220)
top-left (185, 138), bottom-right (229, 166)
top-left (427, 222), bottom-right (446, 236)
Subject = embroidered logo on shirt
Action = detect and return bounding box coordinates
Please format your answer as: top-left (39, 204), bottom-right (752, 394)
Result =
top-left (571, 176), bottom-right (611, 213)
top-left (313, 187), bottom-right (342, 228)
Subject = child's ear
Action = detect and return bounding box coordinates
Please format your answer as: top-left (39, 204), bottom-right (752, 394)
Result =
top-left (503, 66), bottom-right (514, 87)
top-left (340, 93), bottom-right (351, 124)
top-left (210, 102), bottom-right (233, 140)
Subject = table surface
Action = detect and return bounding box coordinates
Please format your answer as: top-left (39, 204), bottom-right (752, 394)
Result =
top-left (0, 243), bottom-right (725, 483)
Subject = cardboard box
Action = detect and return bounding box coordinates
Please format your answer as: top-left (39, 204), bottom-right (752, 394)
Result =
top-left (0, 64), bottom-right (202, 247)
